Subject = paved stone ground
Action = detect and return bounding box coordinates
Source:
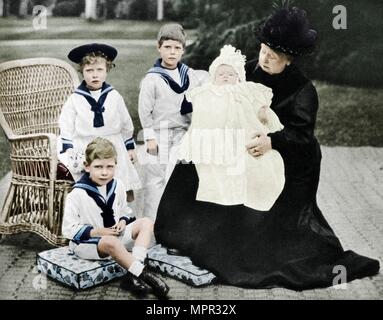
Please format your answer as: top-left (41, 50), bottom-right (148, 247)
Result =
top-left (0, 146), bottom-right (382, 300)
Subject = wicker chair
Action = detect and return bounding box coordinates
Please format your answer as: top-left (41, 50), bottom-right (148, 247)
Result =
top-left (0, 58), bottom-right (80, 246)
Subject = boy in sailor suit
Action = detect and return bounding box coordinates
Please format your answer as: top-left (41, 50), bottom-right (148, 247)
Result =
top-left (138, 23), bottom-right (209, 220)
top-left (62, 137), bottom-right (169, 298)
top-left (59, 43), bottom-right (141, 202)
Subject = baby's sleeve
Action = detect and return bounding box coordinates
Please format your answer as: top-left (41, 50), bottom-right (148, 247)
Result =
top-left (265, 108), bottom-right (284, 132)
top-left (253, 83), bottom-right (283, 132)
top-left (256, 84), bottom-right (284, 132)
top-left (246, 82), bottom-right (283, 132)
top-left (260, 85), bottom-right (273, 107)
top-left (246, 82), bottom-right (273, 108)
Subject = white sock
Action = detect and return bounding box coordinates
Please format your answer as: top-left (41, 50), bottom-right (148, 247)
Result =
top-left (128, 260), bottom-right (145, 277)
top-left (132, 246), bottom-right (147, 263)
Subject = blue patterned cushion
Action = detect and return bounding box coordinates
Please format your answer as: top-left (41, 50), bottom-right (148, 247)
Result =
top-left (36, 247), bottom-right (126, 289)
top-left (147, 244), bottom-right (216, 287)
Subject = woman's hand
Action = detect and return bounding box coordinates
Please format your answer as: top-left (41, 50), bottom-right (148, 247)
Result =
top-left (146, 139), bottom-right (158, 156)
top-left (127, 149), bottom-right (138, 164)
top-left (246, 133), bottom-right (272, 157)
top-left (90, 227), bottom-right (120, 237)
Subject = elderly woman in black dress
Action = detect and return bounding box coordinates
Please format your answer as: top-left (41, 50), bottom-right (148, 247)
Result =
top-left (154, 6), bottom-right (379, 290)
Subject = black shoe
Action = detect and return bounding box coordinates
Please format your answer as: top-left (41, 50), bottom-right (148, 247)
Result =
top-left (120, 272), bottom-right (151, 296)
top-left (139, 269), bottom-right (169, 298)
top-left (167, 248), bottom-right (182, 256)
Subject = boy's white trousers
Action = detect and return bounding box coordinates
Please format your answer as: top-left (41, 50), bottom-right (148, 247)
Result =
top-left (138, 128), bottom-right (186, 221)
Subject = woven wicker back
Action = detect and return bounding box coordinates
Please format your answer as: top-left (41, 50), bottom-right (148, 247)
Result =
top-left (0, 58), bottom-right (80, 137)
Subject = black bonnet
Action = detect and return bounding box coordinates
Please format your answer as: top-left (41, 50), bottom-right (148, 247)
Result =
top-left (257, 6), bottom-right (317, 56)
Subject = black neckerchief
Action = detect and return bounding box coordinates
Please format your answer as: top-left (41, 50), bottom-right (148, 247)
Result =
top-left (147, 59), bottom-right (193, 115)
top-left (75, 81), bottom-right (114, 128)
top-left (74, 173), bottom-right (117, 228)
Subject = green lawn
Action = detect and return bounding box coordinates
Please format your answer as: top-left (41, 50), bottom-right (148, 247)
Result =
top-left (0, 16), bottom-right (198, 40)
top-left (0, 17), bottom-right (163, 40)
top-left (0, 17), bottom-right (382, 178)
top-left (315, 82), bottom-right (383, 147)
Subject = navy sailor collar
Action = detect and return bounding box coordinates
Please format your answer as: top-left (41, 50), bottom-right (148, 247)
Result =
top-left (74, 173), bottom-right (118, 227)
top-left (75, 81), bottom-right (114, 99)
top-left (74, 172), bottom-right (117, 204)
top-left (147, 59), bottom-right (190, 94)
top-left (75, 81), bottom-right (114, 128)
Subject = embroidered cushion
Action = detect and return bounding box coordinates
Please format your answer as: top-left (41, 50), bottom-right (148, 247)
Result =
top-left (36, 246), bottom-right (126, 289)
top-left (147, 244), bottom-right (217, 287)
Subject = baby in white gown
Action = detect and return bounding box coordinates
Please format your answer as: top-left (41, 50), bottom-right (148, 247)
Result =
top-left (179, 45), bottom-right (285, 211)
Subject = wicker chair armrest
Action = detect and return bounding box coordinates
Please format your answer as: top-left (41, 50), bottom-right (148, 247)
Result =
top-left (7, 132), bottom-right (59, 180)
top-left (9, 132), bottom-right (57, 143)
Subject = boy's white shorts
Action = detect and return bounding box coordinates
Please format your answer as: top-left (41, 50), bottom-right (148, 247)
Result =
top-left (69, 222), bottom-right (135, 260)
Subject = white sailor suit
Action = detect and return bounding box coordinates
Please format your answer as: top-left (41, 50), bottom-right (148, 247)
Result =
top-left (62, 174), bottom-right (136, 260)
top-left (138, 59), bottom-right (208, 220)
top-left (59, 81), bottom-right (141, 191)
